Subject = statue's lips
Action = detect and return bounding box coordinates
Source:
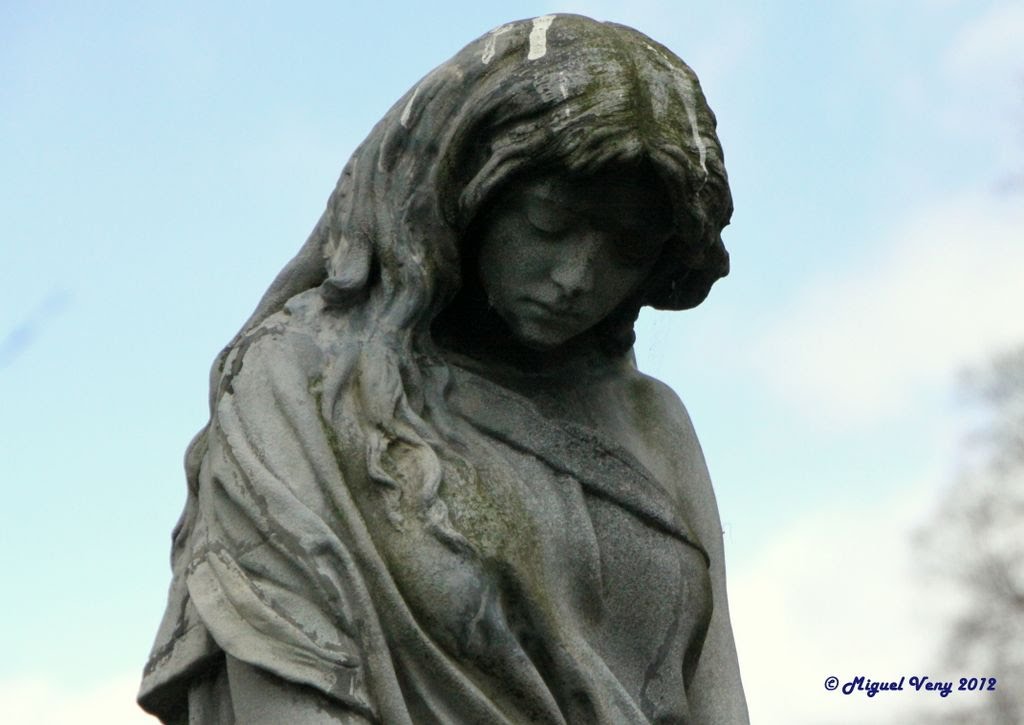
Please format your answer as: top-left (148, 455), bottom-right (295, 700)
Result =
top-left (521, 299), bottom-right (581, 323)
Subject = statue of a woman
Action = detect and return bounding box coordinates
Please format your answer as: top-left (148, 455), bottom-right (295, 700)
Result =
top-left (140, 14), bottom-right (747, 724)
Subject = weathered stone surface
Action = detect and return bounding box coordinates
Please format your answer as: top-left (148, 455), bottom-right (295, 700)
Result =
top-left (141, 14), bottom-right (747, 724)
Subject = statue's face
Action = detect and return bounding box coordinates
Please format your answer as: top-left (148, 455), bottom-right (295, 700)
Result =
top-left (477, 168), bottom-right (673, 350)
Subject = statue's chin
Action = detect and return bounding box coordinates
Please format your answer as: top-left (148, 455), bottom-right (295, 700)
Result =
top-left (504, 318), bottom-right (577, 352)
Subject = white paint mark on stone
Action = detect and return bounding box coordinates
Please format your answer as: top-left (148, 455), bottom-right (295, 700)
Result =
top-left (677, 75), bottom-right (708, 173)
top-left (400, 84), bottom-right (420, 128)
top-left (684, 103), bottom-right (708, 173)
top-left (481, 24), bottom-right (513, 65)
top-left (527, 15), bottom-right (555, 61)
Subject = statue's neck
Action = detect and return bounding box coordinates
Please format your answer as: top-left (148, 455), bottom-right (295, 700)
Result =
top-left (432, 283), bottom-right (617, 381)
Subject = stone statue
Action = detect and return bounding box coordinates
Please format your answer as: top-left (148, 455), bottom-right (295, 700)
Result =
top-left (139, 14), bottom-right (748, 724)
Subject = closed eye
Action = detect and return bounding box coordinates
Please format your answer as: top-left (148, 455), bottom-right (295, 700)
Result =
top-left (523, 196), bottom-right (574, 236)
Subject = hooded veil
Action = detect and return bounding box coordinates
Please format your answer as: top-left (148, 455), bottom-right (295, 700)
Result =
top-left (140, 14), bottom-right (733, 724)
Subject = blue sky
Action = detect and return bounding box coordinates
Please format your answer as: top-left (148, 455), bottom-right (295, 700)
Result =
top-left (2, 2), bottom-right (1021, 722)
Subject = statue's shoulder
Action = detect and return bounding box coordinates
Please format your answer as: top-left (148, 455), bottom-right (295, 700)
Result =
top-left (611, 364), bottom-right (719, 532)
top-left (617, 364), bottom-right (701, 446)
top-left (218, 289), bottom-right (332, 397)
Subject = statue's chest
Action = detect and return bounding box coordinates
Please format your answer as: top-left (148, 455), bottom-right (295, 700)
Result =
top-left (440, 420), bottom-right (713, 706)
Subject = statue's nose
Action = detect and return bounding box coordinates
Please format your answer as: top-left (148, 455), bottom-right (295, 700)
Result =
top-left (550, 233), bottom-right (601, 298)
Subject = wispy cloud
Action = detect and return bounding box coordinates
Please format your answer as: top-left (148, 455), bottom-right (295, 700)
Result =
top-left (0, 289), bottom-right (71, 368)
top-left (730, 476), bottom-right (965, 724)
top-left (749, 192), bottom-right (1024, 424)
top-left (945, 0), bottom-right (1024, 81)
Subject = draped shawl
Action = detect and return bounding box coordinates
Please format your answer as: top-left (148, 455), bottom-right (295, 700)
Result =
top-left (139, 290), bottom-right (713, 723)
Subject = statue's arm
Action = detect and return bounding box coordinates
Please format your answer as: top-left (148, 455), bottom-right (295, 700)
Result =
top-left (192, 318), bottom-right (382, 724)
top-left (687, 488), bottom-right (749, 724)
top-left (639, 376), bottom-right (750, 723)
top-left (225, 656), bottom-right (373, 724)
